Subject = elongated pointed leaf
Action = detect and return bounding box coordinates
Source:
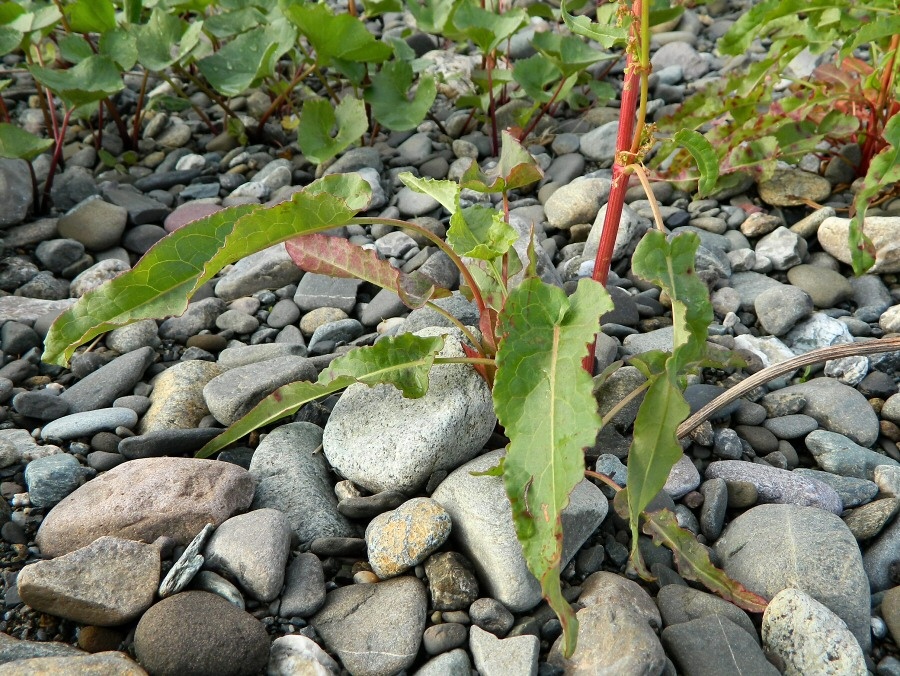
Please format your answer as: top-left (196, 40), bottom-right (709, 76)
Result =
top-left (560, 0), bottom-right (628, 49)
top-left (0, 123), bottom-right (53, 161)
top-left (672, 130), bottom-right (718, 198)
top-left (198, 334), bottom-right (444, 457)
top-left (494, 277), bottom-right (612, 658)
top-left (641, 508), bottom-right (769, 613)
top-left (398, 173), bottom-right (460, 214)
top-left (285, 233), bottom-right (449, 308)
top-left (43, 174), bottom-right (372, 366)
top-left (365, 60), bottom-right (437, 132)
top-left (297, 97), bottom-right (368, 165)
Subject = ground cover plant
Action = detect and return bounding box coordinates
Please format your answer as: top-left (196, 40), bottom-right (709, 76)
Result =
top-left (1, 0), bottom-right (896, 658)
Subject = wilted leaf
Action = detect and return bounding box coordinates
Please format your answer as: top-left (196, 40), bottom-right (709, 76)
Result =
top-left (494, 277), bottom-right (612, 657)
top-left (43, 174), bottom-right (372, 366)
top-left (197, 333), bottom-right (445, 457)
top-left (297, 97), bottom-right (368, 165)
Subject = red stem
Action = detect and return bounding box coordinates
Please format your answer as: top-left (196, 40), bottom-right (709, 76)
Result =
top-left (41, 107), bottom-right (73, 212)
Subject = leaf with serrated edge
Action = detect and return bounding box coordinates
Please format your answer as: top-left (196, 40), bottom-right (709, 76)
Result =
top-left (494, 277), bottom-right (612, 657)
top-left (641, 508), bottom-right (768, 613)
top-left (198, 334), bottom-right (444, 457)
top-left (43, 174), bottom-right (372, 366)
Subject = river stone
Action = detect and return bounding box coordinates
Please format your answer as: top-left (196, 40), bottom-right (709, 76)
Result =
top-left (578, 571), bottom-right (661, 629)
top-left (60, 346), bottom-right (156, 414)
top-left (323, 327), bottom-right (495, 494)
top-left (714, 503), bottom-right (871, 651)
top-left (0, 633), bottom-right (86, 663)
top-left (432, 449), bottom-right (606, 612)
top-left (366, 498), bottom-right (451, 579)
top-left (656, 584), bottom-right (758, 642)
top-left (817, 216), bottom-right (900, 273)
top-left (758, 169), bottom-right (831, 207)
top-left (548, 604), bottom-right (666, 675)
top-left (57, 195), bottom-right (127, 251)
top-left (249, 422), bottom-right (356, 543)
top-left (267, 635), bottom-right (339, 676)
top-left (762, 588), bottom-right (867, 675)
top-left (542, 177), bottom-right (611, 230)
top-left (18, 536), bottom-right (159, 625)
top-left (203, 355), bottom-right (316, 426)
top-left (806, 429), bottom-right (899, 480)
top-left (0, 297), bottom-right (75, 324)
top-left (0, 652), bottom-right (147, 675)
top-left (469, 625), bottom-right (538, 676)
top-left (140, 360), bottom-right (224, 433)
top-left (774, 378), bottom-right (879, 447)
top-left (705, 460), bottom-right (842, 513)
top-left (311, 576), bottom-right (427, 676)
top-left (662, 616), bottom-right (777, 676)
top-left (862, 511), bottom-right (900, 592)
top-left (134, 591), bottom-right (269, 676)
top-left (203, 508), bottom-right (292, 602)
top-left (35, 457), bottom-right (254, 557)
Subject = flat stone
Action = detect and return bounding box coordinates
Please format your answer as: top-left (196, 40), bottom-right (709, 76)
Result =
top-left (0, 652), bottom-right (147, 675)
top-left (705, 460), bottom-right (842, 513)
top-left (119, 428), bottom-right (223, 460)
top-left (775, 378), bottom-right (879, 447)
top-left (0, 633), bottom-right (85, 663)
top-left (714, 503), bottom-right (871, 651)
top-left (662, 616), bottom-right (777, 676)
top-left (469, 625), bottom-right (538, 676)
top-left (35, 457), bottom-right (254, 557)
top-left (758, 169), bottom-right (831, 207)
top-left (60, 347), bottom-right (156, 414)
top-left (294, 274), bottom-right (361, 314)
top-left (792, 468), bottom-right (878, 508)
top-left (786, 264), bottom-right (854, 307)
top-left (656, 584), bottom-right (758, 642)
top-left (57, 196), bottom-right (127, 251)
top-left (432, 450), bottom-right (606, 612)
top-left (249, 422), bottom-right (356, 543)
top-left (311, 576), bottom-right (427, 676)
top-left (204, 508), bottom-right (292, 602)
top-left (863, 509), bottom-right (900, 592)
top-left (279, 552), bottom-right (326, 618)
top-left (159, 297), bottom-right (225, 342)
top-left (134, 591), bottom-right (269, 676)
top-left (806, 429), bottom-right (899, 480)
top-left (543, 178), bottom-right (611, 230)
top-left (818, 216), bottom-right (900, 273)
top-left (41, 408), bottom-right (138, 441)
top-left (843, 498), bottom-right (900, 540)
top-left (762, 588), bottom-right (867, 675)
top-left (215, 244), bottom-right (303, 302)
top-left (0, 297), bottom-right (75, 324)
top-left (728, 272), bottom-right (787, 311)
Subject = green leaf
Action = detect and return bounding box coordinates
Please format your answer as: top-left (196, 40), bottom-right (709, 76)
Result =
top-left (65, 0), bottom-right (116, 33)
top-left (671, 130), bottom-right (718, 198)
top-left (197, 333), bottom-right (445, 457)
top-left (297, 96), bottom-right (368, 166)
top-left (640, 508), bottom-right (769, 613)
top-left (494, 277), bottom-right (611, 658)
top-left (365, 60), bottom-right (437, 131)
top-left (197, 23), bottom-right (293, 97)
top-left (361, 0), bottom-right (402, 17)
top-left (203, 7), bottom-right (264, 38)
top-left (99, 28), bottom-right (138, 70)
top-left (284, 3), bottom-right (392, 63)
top-left (0, 122), bottom-right (53, 161)
top-left (42, 174), bottom-right (372, 366)
top-left (398, 173), bottom-right (460, 214)
top-left (560, 0), bottom-right (628, 49)
top-left (460, 129), bottom-right (543, 193)
top-left (0, 25), bottom-right (23, 54)
top-left (530, 31), bottom-right (611, 77)
top-left (452, 1), bottom-right (526, 54)
top-left (135, 8), bottom-right (185, 71)
top-left (406, 0), bottom-right (459, 34)
top-left (512, 54), bottom-right (562, 104)
top-left (29, 54), bottom-right (123, 107)
top-left (285, 233), bottom-right (449, 308)
top-left (849, 114), bottom-right (900, 275)
top-left (447, 205), bottom-right (518, 260)
top-left (59, 34), bottom-right (94, 64)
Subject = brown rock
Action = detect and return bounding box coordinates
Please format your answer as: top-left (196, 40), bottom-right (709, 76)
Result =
top-left (18, 537), bottom-right (159, 626)
top-left (0, 652), bottom-right (146, 675)
top-left (139, 360), bottom-right (224, 433)
top-left (78, 626), bottom-right (127, 653)
top-left (35, 458), bottom-right (254, 557)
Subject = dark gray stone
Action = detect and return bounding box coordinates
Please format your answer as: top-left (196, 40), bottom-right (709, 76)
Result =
top-left (118, 428), bottom-right (223, 459)
top-left (24, 453), bottom-right (87, 508)
top-left (60, 346), bottom-right (156, 413)
top-left (662, 616), bottom-right (778, 676)
top-left (293, 273), bottom-right (361, 314)
top-left (705, 460), bottom-right (842, 514)
top-left (793, 468), bottom-right (878, 508)
top-left (656, 584), bottom-right (759, 642)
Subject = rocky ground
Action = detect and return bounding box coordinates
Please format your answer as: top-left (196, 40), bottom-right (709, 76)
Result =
top-left (2, 0), bottom-right (900, 674)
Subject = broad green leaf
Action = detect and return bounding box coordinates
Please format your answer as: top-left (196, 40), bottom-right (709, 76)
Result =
top-left (43, 174), bottom-right (372, 366)
top-left (494, 277), bottom-right (611, 658)
top-left (850, 114), bottom-right (900, 275)
top-left (406, 0), bottom-right (459, 34)
top-left (849, 15), bottom-right (900, 52)
top-left (285, 233), bottom-right (449, 308)
top-left (297, 96), bottom-right (368, 165)
top-left (197, 333), bottom-right (445, 457)
top-left (59, 34), bottom-right (94, 64)
top-left (448, 205), bottom-right (518, 260)
top-left (64, 0), bottom-right (116, 33)
top-left (0, 122), bottom-right (53, 161)
top-left (197, 24), bottom-right (293, 97)
top-left (648, 5), bottom-right (683, 27)
top-left (512, 54), bottom-right (562, 104)
top-left (530, 31), bottom-right (611, 77)
top-left (0, 26), bottom-right (23, 54)
top-left (8, 3), bottom-right (61, 32)
top-left (365, 60), bottom-right (437, 131)
top-left (399, 173), bottom-right (460, 214)
top-left (671, 130), bottom-right (718, 198)
top-left (29, 55), bottom-right (123, 107)
top-left (284, 3), bottom-right (392, 63)
top-left (203, 7), bottom-right (264, 38)
top-left (460, 130), bottom-right (543, 194)
top-left (624, 375), bottom-right (689, 574)
top-left (640, 508), bottom-right (769, 613)
top-left (452, 2), bottom-right (525, 54)
top-left (361, 0), bottom-right (402, 17)
top-left (122, 0), bottom-right (142, 24)
top-left (135, 8), bottom-right (185, 71)
top-left (560, 0), bottom-right (628, 49)
top-left (99, 28), bottom-right (138, 70)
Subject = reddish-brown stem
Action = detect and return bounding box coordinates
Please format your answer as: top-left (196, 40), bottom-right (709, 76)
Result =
top-left (103, 97), bottom-right (132, 150)
top-left (258, 64), bottom-right (315, 128)
top-left (519, 75), bottom-right (568, 143)
top-left (0, 92), bottom-right (10, 122)
top-left (487, 52), bottom-right (499, 156)
top-left (861, 33), bottom-right (900, 173)
top-left (131, 70), bottom-right (150, 148)
top-left (585, 469), bottom-right (621, 492)
top-left (41, 107), bottom-right (73, 211)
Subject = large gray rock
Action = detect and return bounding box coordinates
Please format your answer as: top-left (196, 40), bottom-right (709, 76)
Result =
top-left (324, 328), bottom-right (495, 494)
top-left (705, 460), bottom-right (842, 514)
top-left (35, 457), bottom-right (254, 557)
top-left (863, 512), bottom-right (900, 592)
top-left (432, 450), bottom-right (607, 612)
top-left (60, 346), bottom-right (156, 413)
top-left (818, 216), bottom-right (900, 273)
top-left (249, 423), bottom-right (356, 543)
top-left (311, 576), bottom-right (427, 676)
top-left (714, 503), bottom-right (871, 651)
top-left (806, 429), bottom-right (899, 480)
top-left (662, 616), bottom-right (777, 676)
top-left (18, 536), bottom-right (159, 626)
top-left (542, 177), bottom-right (611, 230)
top-left (0, 159), bottom-right (33, 226)
top-left (773, 377), bottom-right (879, 447)
top-left (214, 243), bottom-right (304, 301)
